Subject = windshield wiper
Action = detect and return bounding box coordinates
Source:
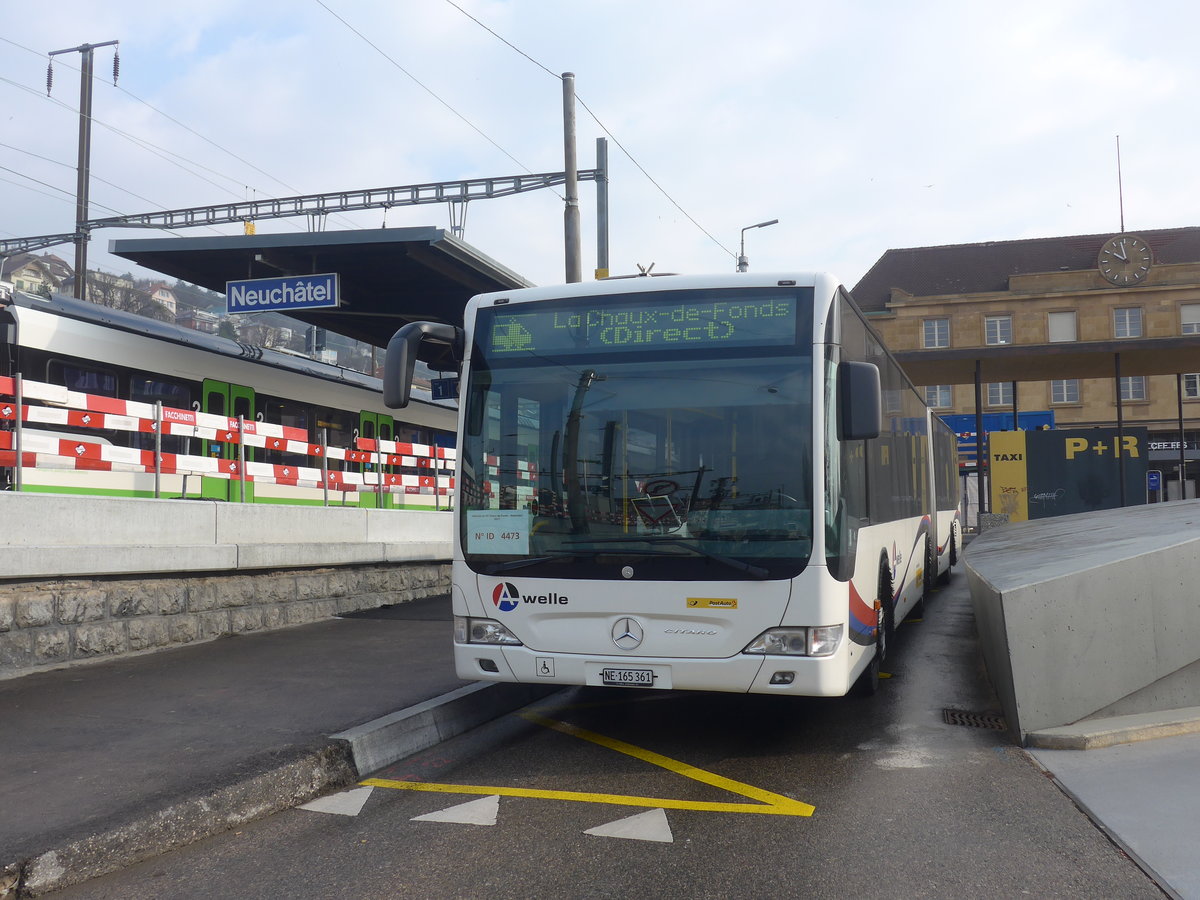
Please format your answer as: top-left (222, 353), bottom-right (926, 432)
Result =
top-left (563, 536), bottom-right (770, 580)
top-left (481, 552), bottom-right (578, 574)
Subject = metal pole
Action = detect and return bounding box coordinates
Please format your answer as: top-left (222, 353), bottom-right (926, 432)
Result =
top-left (49, 41), bottom-right (118, 297)
top-left (595, 137), bottom-right (609, 280)
top-left (562, 72), bottom-right (581, 284)
top-left (14, 373), bottom-right (23, 491)
top-left (1011, 380), bottom-right (1019, 431)
top-left (1115, 353), bottom-right (1126, 506)
top-left (376, 440), bottom-right (385, 509)
top-left (237, 414), bottom-right (247, 503)
top-left (321, 427), bottom-right (329, 507)
top-left (974, 360), bottom-right (985, 522)
top-left (154, 400), bottom-right (162, 498)
top-left (73, 47), bottom-right (94, 298)
top-left (1179, 373), bottom-right (1188, 500)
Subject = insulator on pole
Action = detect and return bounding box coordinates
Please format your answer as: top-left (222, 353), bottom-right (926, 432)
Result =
top-left (112, 50), bottom-right (120, 85)
top-left (46, 60), bottom-right (53, 96)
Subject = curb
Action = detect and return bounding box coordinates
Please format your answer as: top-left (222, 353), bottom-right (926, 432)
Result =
top-left (1025, 706), bottom-right (1200, 751)
top-left (332, 682), bottom-right (561, 775)
top-left (5, 681), bottom-right (560, 899)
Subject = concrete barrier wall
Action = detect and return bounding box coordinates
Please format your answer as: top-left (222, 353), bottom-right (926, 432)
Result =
top-left (0, 492), bottom-right (453, 578)
top-left (0, 493), bottom-right (454, 679)
top-left (964, 499), bottom-right (1200, 741)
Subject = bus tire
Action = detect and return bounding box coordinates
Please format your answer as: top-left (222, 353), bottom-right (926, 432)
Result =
top-left (853, 561), bottom-right (893, 697)
top-left (911, 535), bottom-right (934, 618)
top-left (940, 525), bottom-right (958, 584)
top-left (880, 557), bottom-right (895, 653)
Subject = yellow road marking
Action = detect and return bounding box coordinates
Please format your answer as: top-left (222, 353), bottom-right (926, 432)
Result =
top-left (365, 707), bottom-right (815, 818)
top-left (363, 778), bottom-right (811, 816)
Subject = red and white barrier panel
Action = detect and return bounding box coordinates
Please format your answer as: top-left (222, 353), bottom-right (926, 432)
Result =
top-left (0, 431), bottom-right (453, 495)
top-left (2, 376), bottom-right (453, 474)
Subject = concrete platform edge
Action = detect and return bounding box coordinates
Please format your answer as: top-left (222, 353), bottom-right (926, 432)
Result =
top-left (1025, 706), bottom-right (1200, 751)
top-left (9, 681), bottom-right (558, 899)
top-left (15, 744), bottom-right (356, 898)
top-left (332, 681), bottom-right (562, 775)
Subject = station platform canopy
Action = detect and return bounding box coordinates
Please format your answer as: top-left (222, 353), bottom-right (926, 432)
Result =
top-left (109, 227), bottom-right (533, 350)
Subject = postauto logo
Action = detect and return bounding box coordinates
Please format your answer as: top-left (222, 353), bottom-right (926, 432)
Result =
top-left (492, 582), bottom-right (521, 612)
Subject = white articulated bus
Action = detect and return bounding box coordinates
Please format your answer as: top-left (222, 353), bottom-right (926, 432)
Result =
top-left (385, 273), bottom-right (961, 696)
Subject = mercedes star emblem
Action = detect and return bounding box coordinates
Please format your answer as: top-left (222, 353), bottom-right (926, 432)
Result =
top-left (611, 617), bottom-right (643, 650)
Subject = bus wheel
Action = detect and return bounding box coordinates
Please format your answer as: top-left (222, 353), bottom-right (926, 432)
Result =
top-left (941, 526), bottom-right (958, 584)
top-left (877, 559), bottom-right (895, 658)
top-left (911, 535), bottom-right (934, 618)
top-left (854, 559), bottom-right (893, 697)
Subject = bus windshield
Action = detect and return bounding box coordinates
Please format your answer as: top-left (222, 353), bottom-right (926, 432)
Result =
top-left (460, 293), bottom-right (814, 581)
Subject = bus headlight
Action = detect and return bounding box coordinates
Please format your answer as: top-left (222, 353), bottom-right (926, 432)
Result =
top-left (743, 625), bottom-right (842, 658)
top-left (454, 616), bottom-right (523, 646)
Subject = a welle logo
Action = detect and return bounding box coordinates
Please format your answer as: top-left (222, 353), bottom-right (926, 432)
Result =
top-left (491, 582), bottom-right (569, 611)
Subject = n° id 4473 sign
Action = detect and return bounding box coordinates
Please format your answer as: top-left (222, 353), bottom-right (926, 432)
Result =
top-left (226, 273), bottom-right (340, 314)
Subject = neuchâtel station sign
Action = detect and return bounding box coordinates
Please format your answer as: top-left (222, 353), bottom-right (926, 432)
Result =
top-left (989, 427), bottom-right (1148, 522)
top-left (225, 273), bottom-right (340, 314)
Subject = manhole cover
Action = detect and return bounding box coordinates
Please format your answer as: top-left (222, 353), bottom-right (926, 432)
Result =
top-left (943, 708), bottom-right (1007, 730)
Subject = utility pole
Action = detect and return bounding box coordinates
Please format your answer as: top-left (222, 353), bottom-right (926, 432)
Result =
top-left (48, 40), bottom-right (119, 299)
top-left (562, 72), bottom-right (582, 284)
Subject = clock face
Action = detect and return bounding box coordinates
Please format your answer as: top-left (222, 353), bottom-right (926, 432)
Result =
top-left (1098, 235), bottom-right (1153, 285)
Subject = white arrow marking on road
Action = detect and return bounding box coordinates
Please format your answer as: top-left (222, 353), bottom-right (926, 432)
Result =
top-left (584, 808), bottom-right (673, 843)
top-left (299, 786), bottom-right (374, 817)
top-left (411, 794), bottom-right (499, 826)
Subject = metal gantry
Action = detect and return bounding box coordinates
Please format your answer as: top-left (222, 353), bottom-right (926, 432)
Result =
top-left (1, 169), bottom-right (601, 259)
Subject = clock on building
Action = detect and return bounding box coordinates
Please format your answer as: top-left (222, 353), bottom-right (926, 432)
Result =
top-left (1097, 234), bottom-right (1153, 286)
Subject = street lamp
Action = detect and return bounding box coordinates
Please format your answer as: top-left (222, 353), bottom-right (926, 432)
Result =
top-left (736, 219), bottom-right (779, 272)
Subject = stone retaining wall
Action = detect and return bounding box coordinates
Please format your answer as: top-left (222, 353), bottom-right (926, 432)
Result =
top-left (0, 562), bottom-right (449, 679)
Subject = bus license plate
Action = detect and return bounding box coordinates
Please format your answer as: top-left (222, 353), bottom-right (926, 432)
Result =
top-left (601, 667), bottom-right (654, 686)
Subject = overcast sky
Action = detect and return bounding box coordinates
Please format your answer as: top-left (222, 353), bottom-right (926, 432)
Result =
top-left (3, 0), bottom-right (1200, 293)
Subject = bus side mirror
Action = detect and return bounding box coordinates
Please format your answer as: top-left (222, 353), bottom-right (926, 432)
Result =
top-left (383, 321), bottom-right (463, 409)
top-left (838, 361), bottom-right (881, 440)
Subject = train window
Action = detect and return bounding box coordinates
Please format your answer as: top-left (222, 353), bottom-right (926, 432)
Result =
top-left (48, 360), bottom-right (117, 396)
top-left (316, 408), bottom-right (356, 470)
top-left (132, 378), bottom-right (192, 454)
top-left (259, 395), bottom-right (310, 467)
top-left (393, 424), bottom-right (429, 446)
top-left (42, 359), bottom-right (121, 445)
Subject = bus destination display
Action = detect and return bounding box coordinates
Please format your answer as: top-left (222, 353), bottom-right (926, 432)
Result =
top-left (485, 293), bottom-right (800, 356)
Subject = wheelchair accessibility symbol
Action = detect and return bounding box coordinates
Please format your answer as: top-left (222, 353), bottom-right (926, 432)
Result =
top-left (536, 657), bottom-right (555, 677)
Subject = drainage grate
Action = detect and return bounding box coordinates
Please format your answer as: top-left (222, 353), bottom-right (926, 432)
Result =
top-left (943, 708), bottom-right (1008, 730)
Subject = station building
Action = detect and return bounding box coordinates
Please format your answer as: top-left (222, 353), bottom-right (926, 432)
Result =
top-left (852, 226), bottom-right (1200, 500)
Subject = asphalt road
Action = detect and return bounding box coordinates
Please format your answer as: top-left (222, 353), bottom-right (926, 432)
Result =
top-left (48, 573), bottom-right (1163, 900)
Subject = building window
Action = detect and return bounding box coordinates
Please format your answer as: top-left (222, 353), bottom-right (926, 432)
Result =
top-left (923, 318), bottom-right (949, 349)
top-left (925, 385), bottom-right (952, 408)
top-left (1119, 375), bottom-right (1146, 401)
top-left (1047, 311), bottom-right (1077, 343)
top-left (1114, 307), bottom-right (1143, 338)
top-left (987, 382), bottom-right (1013, 406)
top-left (1051, 379), bottom-right (1080, 404)
top-left (1182, 304), bottom-right (1200, 335)
top-left (984, 315), bottom-right (1012, 345)
top-left (1185, 374), bottom-right (1199, 399)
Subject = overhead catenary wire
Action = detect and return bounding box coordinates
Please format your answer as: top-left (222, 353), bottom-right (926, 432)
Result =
top-left (313, 0), bottom-right (558, 198)
top-left (0, 39), bottom-right (355, 232)
top-left (441, 0), bottom-right (735, 261)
